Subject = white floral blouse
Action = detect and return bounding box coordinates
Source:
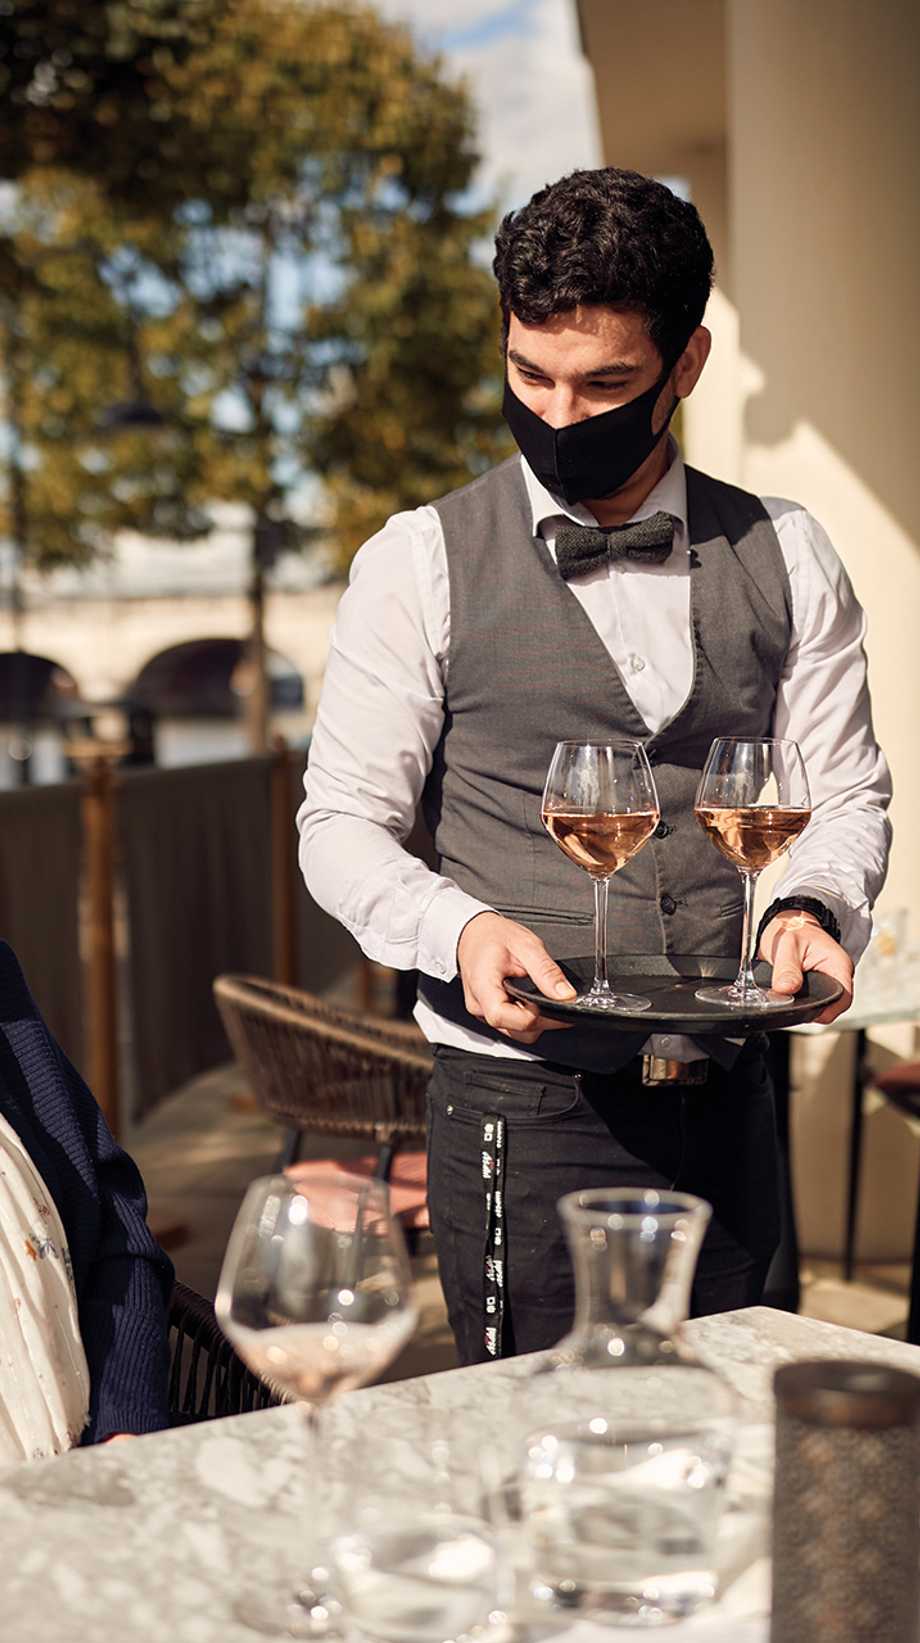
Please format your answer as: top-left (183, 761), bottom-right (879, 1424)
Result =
top-left (0, 1111), bottom-right (90, 1464)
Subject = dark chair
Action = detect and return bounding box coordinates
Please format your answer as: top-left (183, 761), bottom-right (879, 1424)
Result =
top-left (871, 1059), bottom-right (920, 1345)
top-left (213, 976), bottom-right (434, 1233)
top-left (168, 1280), bottom-right (287, 1424)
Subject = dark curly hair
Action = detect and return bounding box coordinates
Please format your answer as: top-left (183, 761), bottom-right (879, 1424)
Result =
top-left (492, 167), bottom-right (714, 366)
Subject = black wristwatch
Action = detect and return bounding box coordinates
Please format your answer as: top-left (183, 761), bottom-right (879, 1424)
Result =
top-left (756, 895), bottom-right (841, 955)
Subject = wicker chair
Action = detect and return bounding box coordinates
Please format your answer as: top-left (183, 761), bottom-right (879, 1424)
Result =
top-left (168, 1280), bottom-right (287, 1423)
top-left (213, 975), bottom-right (434, 1231)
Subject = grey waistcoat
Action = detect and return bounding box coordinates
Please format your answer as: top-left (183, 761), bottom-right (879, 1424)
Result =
top-left (418, 457), bottom-right (792, 1072)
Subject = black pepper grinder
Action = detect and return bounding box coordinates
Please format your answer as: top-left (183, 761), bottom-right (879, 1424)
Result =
top-left (771, 1359), bottom-right (920, 1643)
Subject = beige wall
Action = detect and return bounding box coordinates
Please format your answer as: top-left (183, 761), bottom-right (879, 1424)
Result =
top-left (728, 0), bottom-right (920, 911)
top-left (578, 0), bottom-right (920, 1258)
top-left (727, 0), bottom-right (920, 1258)
top-left (576, 1), bottom-right (740, 478)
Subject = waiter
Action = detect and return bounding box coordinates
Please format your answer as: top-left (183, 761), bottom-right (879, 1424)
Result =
top-left (298, 167), bottom-right (891, 1363)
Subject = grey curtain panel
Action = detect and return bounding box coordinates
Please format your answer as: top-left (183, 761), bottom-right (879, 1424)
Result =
top-left (0, 781), bottom-right (84, 1065)
top-left (119, 759), bottom-right (274, 1119)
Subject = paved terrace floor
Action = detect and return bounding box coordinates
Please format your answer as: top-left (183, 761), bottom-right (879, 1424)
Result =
top-left (129, 1049), bottom-right (914, 1384)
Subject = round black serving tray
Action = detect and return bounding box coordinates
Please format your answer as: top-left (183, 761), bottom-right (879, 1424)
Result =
top-left (503, 953), bottom-right (842, 1034)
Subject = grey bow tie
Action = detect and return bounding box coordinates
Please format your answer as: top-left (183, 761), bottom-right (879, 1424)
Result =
top-left (554, 510), bottom-right (675, 581)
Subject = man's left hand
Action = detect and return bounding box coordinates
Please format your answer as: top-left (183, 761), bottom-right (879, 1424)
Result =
top-left (760, 911), bottom-right (853, 1025)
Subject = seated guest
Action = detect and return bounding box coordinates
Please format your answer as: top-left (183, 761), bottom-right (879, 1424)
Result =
top-left (0, 941), bottom-right (173, 1462)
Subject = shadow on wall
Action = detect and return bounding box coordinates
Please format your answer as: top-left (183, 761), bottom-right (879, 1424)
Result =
top-left (731, 2), bottom-right (919, 557)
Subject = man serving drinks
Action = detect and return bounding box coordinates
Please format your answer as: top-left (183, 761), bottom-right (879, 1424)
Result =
top-left (298, 167), bottom-right (891, 1363)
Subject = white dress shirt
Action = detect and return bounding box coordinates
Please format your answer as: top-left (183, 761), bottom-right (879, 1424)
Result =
top-left (298, 444), bottom-right (892, 1062)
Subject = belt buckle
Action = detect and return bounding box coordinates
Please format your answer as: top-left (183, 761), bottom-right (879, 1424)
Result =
top-left (642, 1056), bottom-right (710, 1087)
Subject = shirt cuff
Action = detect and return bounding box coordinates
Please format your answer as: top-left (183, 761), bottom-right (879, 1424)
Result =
top-left (417, 885), bottom-right (495, 982)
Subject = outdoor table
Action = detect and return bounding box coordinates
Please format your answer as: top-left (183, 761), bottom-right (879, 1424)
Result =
top-left (766, 985), bottom-right (920, 1313)
top-left (1, 1307), bottom-right (919, 1642)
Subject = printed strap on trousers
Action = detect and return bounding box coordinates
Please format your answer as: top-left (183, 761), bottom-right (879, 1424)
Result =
top-left (481, 1113), bottom-right (506, 1358)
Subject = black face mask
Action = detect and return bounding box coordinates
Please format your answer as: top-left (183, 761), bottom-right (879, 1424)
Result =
top-left (502, 364), bottom-right (679, 506)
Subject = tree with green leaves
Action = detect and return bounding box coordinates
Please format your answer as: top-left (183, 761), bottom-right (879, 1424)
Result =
top-left (0, 1), bottom-right (239, 212)
top-left (0, 171), bottom-right (213, 570)
top-left (0, 1), bottom-right (509, 745)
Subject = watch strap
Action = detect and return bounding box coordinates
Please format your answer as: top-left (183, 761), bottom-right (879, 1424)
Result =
top-left (756, 895), bottom-right (842, 955)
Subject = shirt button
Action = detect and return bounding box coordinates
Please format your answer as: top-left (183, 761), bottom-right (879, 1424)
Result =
top-left (628, 653), bottom-right (646, 674)
top-left (655, 821), bottom-right (671, 839)
top-left (660, 894), bottom-right (677, 915)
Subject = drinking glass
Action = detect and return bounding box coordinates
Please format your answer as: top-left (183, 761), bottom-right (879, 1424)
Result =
top-left (693, 736), bottom-right (811, 1008)
top-left (329, 1408), bottom-right (504, 1643)
top-left (216, 1171), bottom-right (418, 1637)
top-left (541, 738), bottom-right (660, 1012)
top-left (520, 1411), bottom-right (733, 1625)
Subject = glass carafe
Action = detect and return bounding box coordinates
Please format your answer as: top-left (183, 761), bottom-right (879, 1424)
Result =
top-left (521, 1189), bottom-right (737, 1627)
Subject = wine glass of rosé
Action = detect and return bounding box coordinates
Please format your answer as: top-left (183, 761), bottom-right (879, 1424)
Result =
top-left (541, 739), bottom-right (660, 1012)
top-left (694, 736), bottom-right (812, 1008)
top-left (216, 1171), bottom-right (417, 1637)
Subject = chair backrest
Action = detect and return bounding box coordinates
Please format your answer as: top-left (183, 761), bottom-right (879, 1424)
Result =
top-left (168, 1280), bottom-right (286, 1423)
top-left (213, 975), bottom-right (433, 1145)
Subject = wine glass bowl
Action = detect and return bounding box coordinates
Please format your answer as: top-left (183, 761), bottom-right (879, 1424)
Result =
top-left (693, 737), bottom-right (811, 1009)
top-left (217, 1172), bottom-right (417, 1403)
top-left (694, 806), bottom-right (810, 874)
top-left (542, 809), bottom-right (661, 879)
top-left (216, 1172), bottom-right (417, 1637)
top-left (541, 740), bottom-right (660, 1012)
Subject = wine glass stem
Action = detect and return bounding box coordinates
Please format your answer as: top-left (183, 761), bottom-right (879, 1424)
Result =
top-left (296, 1402), bottom-right (340, 1633)
top-left (735, 868), bottom-right (761, 994)
top-left (593, 876), bottom-right (610, 992)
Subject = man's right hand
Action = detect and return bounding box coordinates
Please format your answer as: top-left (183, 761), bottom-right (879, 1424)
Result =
top-left (457, 911), bottom-right (576, 1044)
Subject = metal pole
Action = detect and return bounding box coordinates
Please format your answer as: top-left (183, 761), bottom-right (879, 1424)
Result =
top-left (270, 737), bottom-right (298, 985)
top-left (246, 546), bottom-right (270, 753)
top-left (82, 756), bottom-right (119, 1137)
top-left (2, 307), bottom-right (32, 785)
top-left (843, 1027), bottom-right (868, 1281)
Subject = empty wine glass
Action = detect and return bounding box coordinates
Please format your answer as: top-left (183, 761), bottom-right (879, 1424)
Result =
top-left (541, 739), bottom-right (660, 1012)
top-left (694, 737), bottom-right (811, 1008)
top-left (216, 1171), bottom-right (418, 1637)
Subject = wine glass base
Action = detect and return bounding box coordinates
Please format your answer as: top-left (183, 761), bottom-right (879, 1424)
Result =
top-left (232, 1574), bottom-right (343, 1638)
top-left (577, 987), bottom-right (652, 1014)
top-left (695, 983), bottom-right (788, 1010)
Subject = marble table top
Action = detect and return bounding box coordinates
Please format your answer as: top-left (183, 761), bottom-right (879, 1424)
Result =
top-left (1, 1307), bottom-right (919, 1643)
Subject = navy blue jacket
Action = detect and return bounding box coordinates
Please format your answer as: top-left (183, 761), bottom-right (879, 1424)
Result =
top-left (0, 942), bottom-right (173, 1442)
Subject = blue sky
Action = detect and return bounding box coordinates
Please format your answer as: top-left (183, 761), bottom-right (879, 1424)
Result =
top-left (436, 1), bottom-right (536, 51)
top-left (374, 0), bottom-right (601, 213)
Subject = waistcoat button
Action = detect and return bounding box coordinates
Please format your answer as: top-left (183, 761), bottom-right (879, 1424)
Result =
top-left (655, 821), bottom-right (671, 839)
top-left (660, 894), bottom-right (677, 915)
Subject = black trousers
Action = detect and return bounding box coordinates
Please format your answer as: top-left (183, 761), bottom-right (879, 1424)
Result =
top-left (426, 1038), bottom-right (781, 1365)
